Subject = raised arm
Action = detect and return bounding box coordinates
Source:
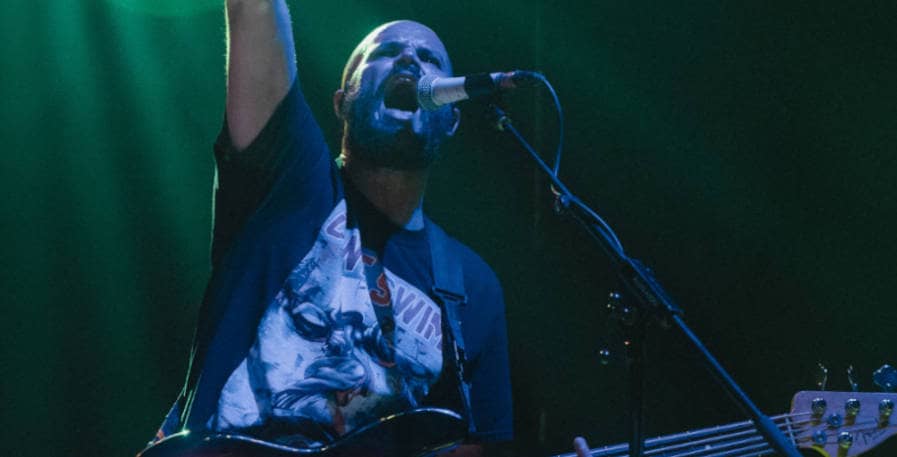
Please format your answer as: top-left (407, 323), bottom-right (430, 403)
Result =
top-left (225, 0), bottom-right (297, 150)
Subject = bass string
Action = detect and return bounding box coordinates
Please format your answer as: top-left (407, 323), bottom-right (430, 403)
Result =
top-left (585, 412), bottom-right (815, 457)
top-left (654, 417), bottom-right (887, 457)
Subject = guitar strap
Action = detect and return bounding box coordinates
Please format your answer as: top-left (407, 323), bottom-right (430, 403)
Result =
top-left (425, 221), bottom-right (477, 435)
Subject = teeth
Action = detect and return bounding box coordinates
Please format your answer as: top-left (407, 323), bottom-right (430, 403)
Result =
top-left (384, 106), bottom-right (415, 119)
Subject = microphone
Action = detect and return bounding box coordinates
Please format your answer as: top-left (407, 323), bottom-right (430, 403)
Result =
top-left (417, 70), bottom-right (539, 110)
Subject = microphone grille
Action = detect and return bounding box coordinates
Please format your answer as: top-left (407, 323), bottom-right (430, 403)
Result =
top-left (417, 74), bottom-right (441, 111)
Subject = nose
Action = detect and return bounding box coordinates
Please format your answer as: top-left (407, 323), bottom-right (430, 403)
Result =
top-left (327, 328), bottom-right (353, 356)
top-left (395, 47), bottom-right (421, 72)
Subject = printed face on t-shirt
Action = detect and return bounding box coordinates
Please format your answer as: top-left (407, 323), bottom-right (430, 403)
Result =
top-left (214, 202), bottom-right (443, 441)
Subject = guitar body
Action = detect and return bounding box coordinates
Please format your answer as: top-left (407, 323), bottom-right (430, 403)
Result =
top-left (138, 408), bottom-right (467, 457)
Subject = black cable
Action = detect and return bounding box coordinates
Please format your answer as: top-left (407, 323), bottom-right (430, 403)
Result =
top-left (522, 72), bottom-right (625, 254)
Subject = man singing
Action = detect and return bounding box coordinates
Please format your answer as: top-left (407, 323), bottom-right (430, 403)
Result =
top-left (146, 1), bottom-right (519, 455)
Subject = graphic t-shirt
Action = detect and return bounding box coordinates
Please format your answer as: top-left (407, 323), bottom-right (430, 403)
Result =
top-left (213, 198), bottom-right (447, 444)
top-left (161, 80), bottom-right (513, 446)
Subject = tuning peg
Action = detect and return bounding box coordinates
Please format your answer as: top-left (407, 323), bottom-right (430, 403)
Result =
top-left (827, 413), bottom-right (844, 428)
top-left (847, 365), bottom-right (860, 392)
top-left (845, 398), bottom-right (861, 418)
top-left (880, 399), bottom-right (894, 425)
top-left (838, 432), bottom-right (854, 450)
top-left (812, 429), bottom-right (827, 445)
top-left (873, 364), bottom-right (897, 392)
top-left (812, 397), bottom-right (828, 418)
top-left (815, 362), bottom-right (829, 391)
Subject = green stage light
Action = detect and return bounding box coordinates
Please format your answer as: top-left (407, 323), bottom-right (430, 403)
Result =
top-left (104, 0), bottom-right (221, 17)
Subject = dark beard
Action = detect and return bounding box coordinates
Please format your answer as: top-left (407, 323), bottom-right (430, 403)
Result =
top-left (343, 84), bottom-right (454, 170)
top-left (345, 124), bottom-right (440, 170)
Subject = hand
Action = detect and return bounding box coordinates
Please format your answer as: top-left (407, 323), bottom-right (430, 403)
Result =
top-left (573, 436), bottom-right (591, 457)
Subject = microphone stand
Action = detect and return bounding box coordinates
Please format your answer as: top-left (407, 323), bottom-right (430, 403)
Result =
top-left (490, 105), bottom-right (802, 457)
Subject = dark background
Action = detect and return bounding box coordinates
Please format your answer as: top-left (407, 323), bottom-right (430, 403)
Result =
top-left (2, 1), bottom-right (896, 456)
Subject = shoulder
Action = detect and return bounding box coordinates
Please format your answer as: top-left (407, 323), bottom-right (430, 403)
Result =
top-left (427, 220), bottom-right (505, 316)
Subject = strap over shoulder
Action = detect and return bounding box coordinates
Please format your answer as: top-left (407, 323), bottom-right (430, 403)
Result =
top-left (425, 221), bottom-right (477, 435)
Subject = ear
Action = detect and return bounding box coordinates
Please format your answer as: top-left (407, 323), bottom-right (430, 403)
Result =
top-left (445, 106), bottom-right (461, 137)
top-left (333, 89), bottom-right (345, 120)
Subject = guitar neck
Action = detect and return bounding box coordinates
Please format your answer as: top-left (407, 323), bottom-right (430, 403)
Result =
top-left (552, 413), bottom-right (793, 457)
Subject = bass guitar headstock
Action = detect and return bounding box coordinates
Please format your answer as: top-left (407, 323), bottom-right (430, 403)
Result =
top-left (790, 391), bottom-right (896, 457)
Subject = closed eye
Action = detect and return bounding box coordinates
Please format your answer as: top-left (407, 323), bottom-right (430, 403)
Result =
top-left (368, 42), bottom-right (444, 69)
top-left (418, 49), bottom-right (443, 69)
top-left (369, 43), bottom-right (401, 60)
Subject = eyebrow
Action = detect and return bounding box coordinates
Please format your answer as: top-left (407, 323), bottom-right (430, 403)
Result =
top-left (370, 41), bottom-right (446, 68)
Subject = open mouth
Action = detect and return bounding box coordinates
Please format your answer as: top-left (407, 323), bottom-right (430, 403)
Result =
top-left (383, 74), bottom-right (419, 113)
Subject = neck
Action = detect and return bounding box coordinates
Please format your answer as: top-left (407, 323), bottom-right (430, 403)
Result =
top-left (342, 154), bottom-right (429, 227)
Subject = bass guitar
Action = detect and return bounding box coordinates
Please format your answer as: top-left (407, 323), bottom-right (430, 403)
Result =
top-left (139, 391), bottom-right (896, 457)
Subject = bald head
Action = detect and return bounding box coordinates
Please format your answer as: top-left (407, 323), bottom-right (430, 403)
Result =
top-left (340, 20), bottom-right (453, 91)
